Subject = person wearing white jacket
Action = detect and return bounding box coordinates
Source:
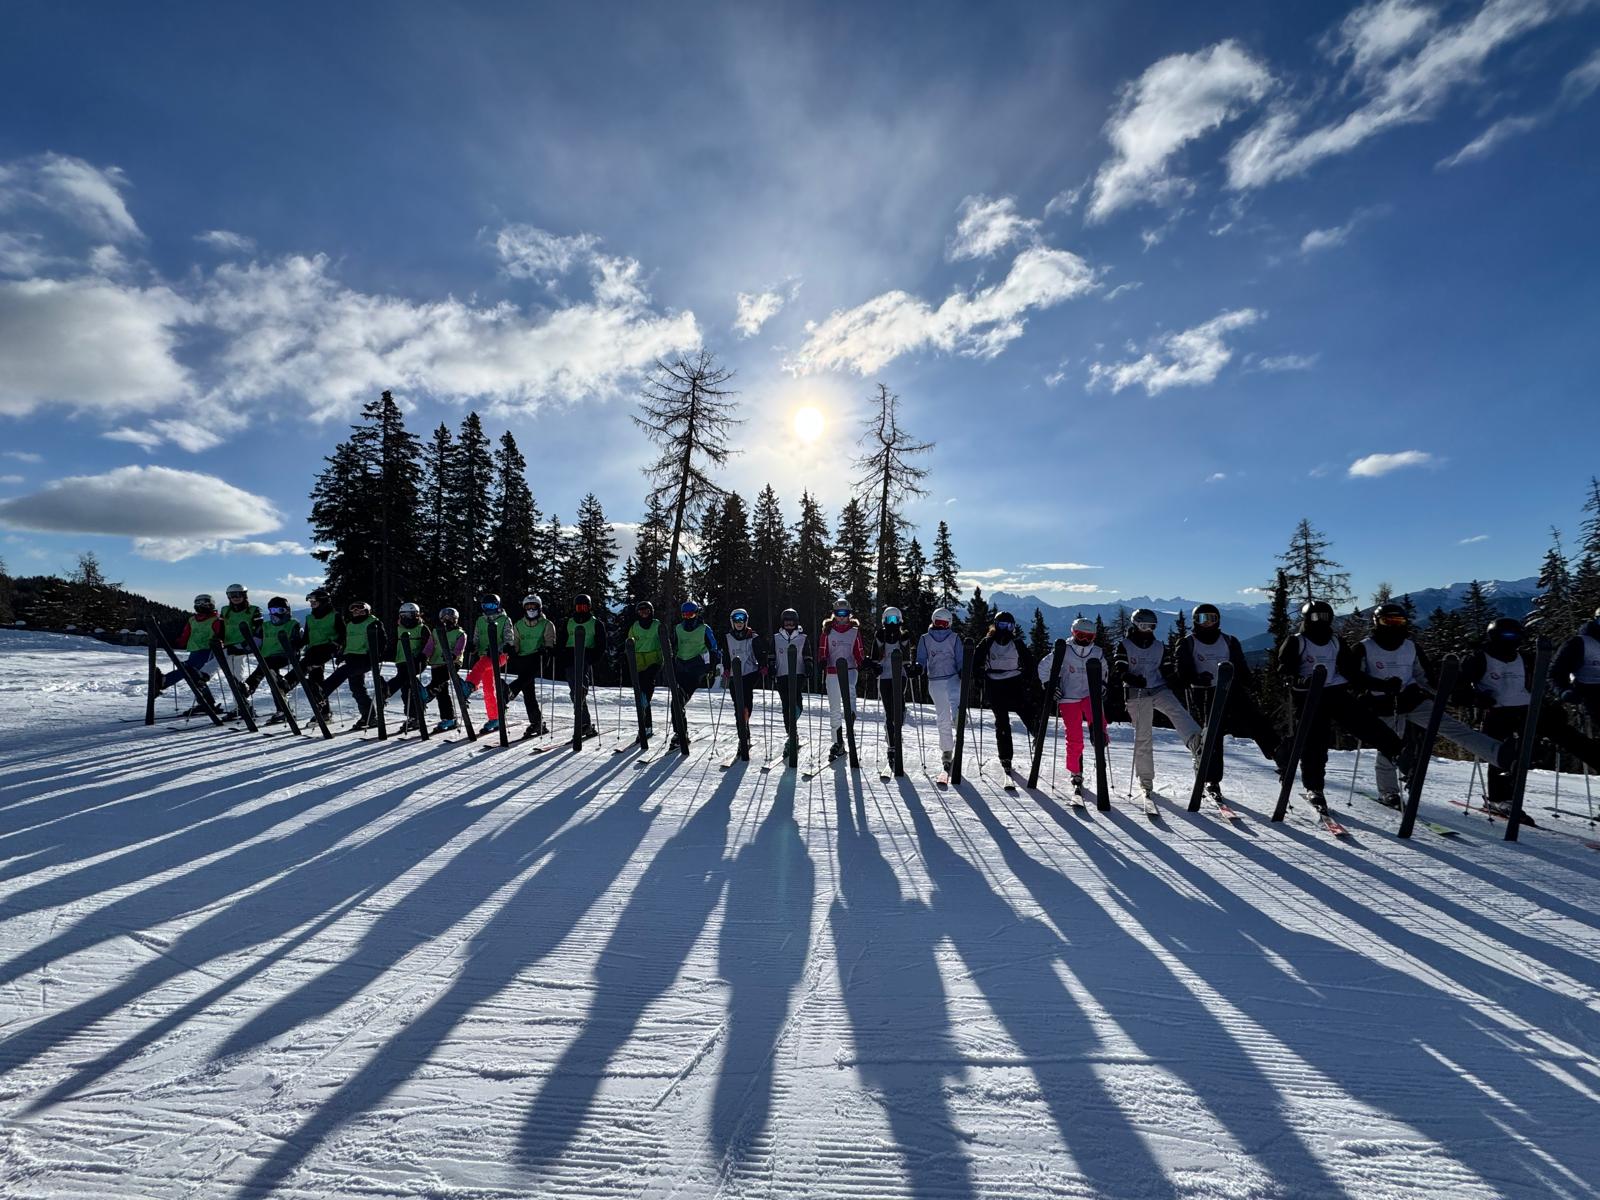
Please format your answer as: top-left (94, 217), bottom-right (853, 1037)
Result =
top-left (1112, 607), bottom-right (1202, 797)
top-left (915, 608), bottom-right (965, 769)
top-left (1038, 617), bottom-right (1107, 790)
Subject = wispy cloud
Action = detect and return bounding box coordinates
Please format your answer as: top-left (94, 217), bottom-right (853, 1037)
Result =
top-left (733, 290), bottom-right (785, 337)
top-left (1438, 47), bottom-right (1600, 167)
top-left (1254, 352), bottom-right (1319, 372)
top-left (1348, 449), bottom-right (1435, 477)
top-left (0, 465), bottom-right (281, 544)
top-left (1205, 472), bottom-right (1228, 483)
top-left (1458, 533), bottom-right (1490, 544)
top-left (947, 194), bottom-right (1040, 261)
top-left (1020, 562), bottom-right (1103, 571)
top-left (195, 229), bottom-right (256, 254)
top-left (1104, 281), bottom-right (1142, 301)
top-left (1089, 307), bottom-right (1261, 395)
top-left (1300, 205), bottom-right (1386, 254)
top-left (2, 451), bottom-right (42, 463)
top-left (0, 153), bottom-right (141, 242)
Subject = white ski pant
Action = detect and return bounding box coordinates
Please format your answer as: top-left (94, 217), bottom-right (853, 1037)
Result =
top-left (1125, 689), bottom-right (1201, 784)
top-left (1373, 705), bottom-right (1501, 795)
top-left (826, 669), bottom-right (859, 735)
top-left (927, 674), bottom-right (960, 752)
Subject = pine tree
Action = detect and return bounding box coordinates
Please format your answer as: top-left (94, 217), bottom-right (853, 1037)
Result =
top-left (449, 411), bottom-right (495, 604)
top-left (543, 514), bottom-right (568, 605)
top-left (1276, 518), bottom-right (1351, 610)
top-left (624, 495), bottom-right (671, 606)
top-left (1110, 605), bottom-right (1130, 642)
top-left (568, 493), bottom-right (618, 614)
top-left (1458, 580), bottom-right (1499, 643)
top-left (634, 350), bottom-right (742, 604)
top-left (420, 423), bottom-right (461, 611)
top-left (833, 498), bottom-right (874, 619)
top-left (1267, 569), bottom-right (1292, 642)
top-left (789, 491), bottom-right (833, 629)
top-left (1028, 608), bottom-right (1051, 661)
top-left (1256, 568), bottom-right (1292, 715)
top-left (1400, 592), bottom-right (1417, 621)
top-left (696, 490), bottom-right (754, 631)
top-left (0, 554), bottom-right (12, 626)
top-left (899, 537), bottom-right (933, 632)
top-left (967, 586), bottom-right (991, 636)
top-left (484, 432), bottom-right (543, 607)
top-left (750, 484), bottom-right (790, 632)
top-left (1165, 609), bottom-right (1189, 654)
top-left (1093, 613), bottom-right (1110, 650)
top-left (1531, 527), bottom-right (1573, 636)
top-left (1573, 479), bottom-right (1600, 620)
top-left (310, 436), bottom-right (380, 606)
top-left (853, 383), bottom-right (931, 611)
top-left (931, 520), bottom-right (961, 622)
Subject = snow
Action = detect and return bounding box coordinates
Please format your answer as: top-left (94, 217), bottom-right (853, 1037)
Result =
top-left (2, 628), bottom-right (1598, 1198)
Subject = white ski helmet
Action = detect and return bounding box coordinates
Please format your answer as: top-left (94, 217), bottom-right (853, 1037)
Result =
top-left (438, 606), bottom-right (460, 623)
top-left (523, 593), bottom-right (542, 610)
top-left (833, 596), bottom-right (850, 613)
top-left (225, 583), bottom-right (247, 599)
top-left (882, 606), bottom-right (903, 625)
top-left (1071, 617), bottom-right (1096, 643)
top-left (931, 607), bottom-right (954, 628)
top-left (398, 602), bottom-right (421, 621)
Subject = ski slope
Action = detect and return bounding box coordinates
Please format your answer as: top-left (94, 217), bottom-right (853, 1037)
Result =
top-left (2, 629), bottom-right (1598, 1198)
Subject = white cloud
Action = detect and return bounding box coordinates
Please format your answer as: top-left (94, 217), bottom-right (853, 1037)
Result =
top-left (1043, 360), bottom-right (1071, 387)
top-left (1348, 449), bottom-right (1435, 477)
top-left (1205, 472), bottom-right (1228, 483)
top-left (2, 451), bottom-right (42, 463)
top-left (103, 413), bottom-right (240, 454)
top-left (1438, 47), bottom-right (1600, 167)
top-left (1089, 40), bottom-right (1272, 222)
top-left (1229, 0), bottom-right (1579, 189)
top-left (196, 229), bottom-right (257, 254)
top-left (947, 194), bottom-right (1040, 261)
top-left (1089, 307), bottom-right (1262, 395)
top-left (0, 153), bottom-right (140, 242)
top-left (1044, 184), bottom-right (1084, 217)
top-left (1104, 281), bottom-right (1142, 301)
top-left (1309, 463), bottom-right (1335, 478)
top-left (1255, 352), bottom-right (1320, 372)
top-left (1238, 586), bottom-right (1266, 595)
top-left (0, 466), bottom-right (281, 542)
top-left (0, 232), bottom-right (51, 276)
top-left (1300, 205), bottom-right (1387, 253)
top-left (1458, 533), bottom-right (1490, 544)
top-left (0, 474), bottom-right (21, 485)
top-left (0, 277), bottom-right (194, 416)
top-left (788, 245), bottom-right (1097, 375)
top-left (493, 224), bottom-right (603, 279)
top-left (733, 289), bottom-right (785, 337)
top-left (1019, 581), bottom-right (1113, 595)
top-left (279, 573), bottom-right (325, 591)
top-left (132, 537), bottom-right (316, 562)
top-left (1020, 562), bottom-right (1103, 571)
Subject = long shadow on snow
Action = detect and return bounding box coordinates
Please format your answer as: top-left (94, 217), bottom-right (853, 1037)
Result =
top-left (0, 726), bottom-right (260, 801)
top-left (947, 787), bottom-right (1345, 1198)
top-left (829, 770), bottom-right (977, 1199)
top-left (234, 774), bottom-right (665, 1198)
top-left (1088, 801), bottom-right (1600, 1195)
top-left (710, 769), bottom-right (815, 1167)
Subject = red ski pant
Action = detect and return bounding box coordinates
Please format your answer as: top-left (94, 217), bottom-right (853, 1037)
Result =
top-left (466, 654), bottom-right (505, 721)
top-left (1056, 697), bottom-right (1105, 776)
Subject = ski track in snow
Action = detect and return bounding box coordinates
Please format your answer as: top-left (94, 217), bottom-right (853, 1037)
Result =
top-left (1, 630), bottom-right (1598, 1198)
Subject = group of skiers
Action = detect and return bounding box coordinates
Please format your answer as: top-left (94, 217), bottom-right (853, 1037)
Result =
top-left (150, 584), bottom-right (1600, 819)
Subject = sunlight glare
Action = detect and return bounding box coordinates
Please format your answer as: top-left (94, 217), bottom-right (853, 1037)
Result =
top-left (794, 405), bottom-right (825, 443)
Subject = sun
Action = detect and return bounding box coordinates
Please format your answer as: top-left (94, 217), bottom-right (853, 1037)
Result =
top-left (793, 405), bottom-right (825, 443)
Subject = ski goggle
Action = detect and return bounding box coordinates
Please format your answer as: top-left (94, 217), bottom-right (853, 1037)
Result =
top-left (994, 619), bottom-right (1014, 631)
top-left (732, 610), bottom-right (748, 624)
top-left (884, 614), bottom-right (901, 625)
top-left (835, 608), bottom-right (850, 618)
top-left (576, 603), bottom-right (592, 614)
top-left (481, 601), bottom-right (500, 612)
top-left (268, 606), bottom-right (290, 618)
top-left (1133, 620), bottom-right (1157, 632)
top-left (1194, 611), bottom-right (1220, 627)
top-left (637, 605), bottom-right (654, 616)
top-left (1376, 612), bottom-right (1408, 627)
top-left (226, 590), bottom-right (246, 600)
top-left (933, 618), bottom-right (952, 629)
top-left (1304, 610), bottom-right (1332, 624)
top-left (524, 603), bottom-right (542, 612)
top-left (1492, 626), bottom-right (1522, 640)
top-left (1072, 630), bottom-right (1096, 644)
top-left (348, 605), bottom-right (369, 616)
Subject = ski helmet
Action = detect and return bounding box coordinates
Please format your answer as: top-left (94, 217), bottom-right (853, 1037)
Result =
top-left (1301, 600), bottom-right (1335, 625)
top-left (480, 593), bottom-right (502, 612)
top-left (439, 606), bottom-right (460, 625)
top-left (1487, 616), bottom-right (1523, 642)
top-left (1373, 602), bottom-right (1409, 628)
top-left (1131, 607), bottom-right (1159, 631)
top-left (680, 599), bottom-right (700, 617)
top-left (931, 607), bottom-right (953, 629)
top-left (348, 599), bottom-right (371, 617)
top-left (225, 583), bottom-right (247, 600)
top-left (1192, 603), bottom-right (1221, 627)
top-left (193, 593), bottom-right (215, 613)
top-left (523, 593), bottom-right (542, 611)
top-left (833, 596), bottom-right (851, 616)
top-left (267, 596), bottom-right (290, 618)
top-left (992, 610), bottom-right (1016, 630)
top-left (882, 607), bottom-right (903, 626)
top-left (731, 607), bottom-right (749, 624)
top-left (1071, 617), bottom-right (1096, 644)
top-left (780, 607), bottom-right (799, 627)
top-left (635, 599), bottom-right (654, 616)
top-left (306, 587), bottom-right (330, 609)
top-left (574, 593), bottom-right (593, 614)
top-left (398, 601), bottom-right (421, 625)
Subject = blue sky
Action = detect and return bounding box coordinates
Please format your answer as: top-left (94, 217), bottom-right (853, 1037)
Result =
top-left (1, 1), bottom-right (1597, 612)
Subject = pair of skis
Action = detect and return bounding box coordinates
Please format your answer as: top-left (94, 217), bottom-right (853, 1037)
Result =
top-left (1025, 641), bottom-right (1116, 813)
top-left (933, 639), bottom-right (977, 787)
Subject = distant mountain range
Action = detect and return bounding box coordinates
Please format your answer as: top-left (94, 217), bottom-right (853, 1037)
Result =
top-left (989, 576), bottom-right (1541, 651)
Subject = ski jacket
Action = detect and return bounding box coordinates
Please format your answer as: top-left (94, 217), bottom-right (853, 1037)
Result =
top-left (820, 619), bottom-right (864, 675)
top-left (626, 619), bottom-right (663, 670)
top-left (1355, 635), bottom-right (1436, 714)
top-left (1274, 633), bottom-right (1368, 689)
top-left (473, 614), bottom-right (511, 656)
top-left (1112, 635), bottom-right (1175, 694)
top-left (259, 617), bottom-right (301, 659)
top-left (423, 626), bottom-right (466, 666)
top-left (725, 627), bottom-right (762, 674)
top-left (393, 621), bottom-right (428, 665)
top-left (564, 616), bottom-right (609, 660)
top-left (1040, 642), bottom-right (1104, 703)
top-left (916, 628), bottom-right (964, 680)
top-left (772, 627), bottom-right (809, 675)
top-left (344, 615), bottom-right (386, 659)
top-left (221, 603), bottom-right (262, 648)
top-left (672, 620), bottom-right (718, 664)
top-left (1554, 625), bottom-right (1600, 689)
top-left (975, 634), bottom-right (1034, 681)
top-left (180, 615), bottom-right (226, 652)
top-left (1176, 632), bottom-right (1250, 689)
top-left (508, 615), bottom-right (556, 655)
top-left (304, 609), bottom-right (343, 648)
top-left (869, 628), bottom-right (912, 676)
top-left (1460, 648), bottom-right (1535, 707)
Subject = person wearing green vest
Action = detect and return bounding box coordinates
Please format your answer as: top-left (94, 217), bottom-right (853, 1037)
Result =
top-left (242, 595), bottom-right (302, 724)
top-left (667, 599), bottom-right (721, 752)
top-left (296, 587), bottom-right (345, 706)
top-left (377, 601), bottom-right (432, 732)
top-left (504, 593), bottom-right (556, 739)
top-left (620, 599), bottom-right (664, 737)
top-left (562, 592), bottom-right (609, 739)
top-left (421, 606), bottom-right (468, 732)
top-left (320, 599), bottom-right (385, 730)
top-left (219, 583), bottom-right (263, 684)
top-left (467, 593), bottom-right (513, 733)
top-left (155, 594), bottom-right (227, 708)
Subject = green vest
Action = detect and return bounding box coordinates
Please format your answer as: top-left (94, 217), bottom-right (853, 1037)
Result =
top-left (394, 622), bottom-right (428, 665)
top-left (473, 613), bottom-right (510, 654)
top-left (222, 603), bottom-right (261, 647)
top-left (345, 614), bottom-right (374, 657)
top-left (513, 616), bottom-right (552, 655)
top-left (261, 617), bottom-right (299, 659)
top-left (184, 617), bottom-right (218, 652)
top-left (675, 622), bottom-right (708, 661)
top-left (566, 616), bottom-right (598, 651)
top-left (305, 609), bottom-right (339, 647)
top-left (628, 620), bottom-right (662, 669)
top-left (430, 626), bottom-right (463, 666)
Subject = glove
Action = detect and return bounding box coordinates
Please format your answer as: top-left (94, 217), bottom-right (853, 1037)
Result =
top-left (1125, 673), bottom-right (1147, 689)
top-left (759, 666), bottom-right (769, 679)
top-left (1381, 676), bottom-right (1403, 695)
top-left (906, 663), bottom-right (923, 678)
top-left (1561, 688), bottom-right (1579, 704)
top-left (1196, 671), bottom-right (1214, 687)
top-left (722, 669), bottom-right (733, 681)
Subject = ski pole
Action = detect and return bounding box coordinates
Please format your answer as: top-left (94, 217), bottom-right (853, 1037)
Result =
top-left (710, 669), bottom-right (727, 747)
top-left (1347, 745), bottom-right (1362, 809)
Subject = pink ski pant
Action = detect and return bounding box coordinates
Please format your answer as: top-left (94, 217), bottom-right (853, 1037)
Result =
top-left (1056, 697), bottom-right (1106, 776)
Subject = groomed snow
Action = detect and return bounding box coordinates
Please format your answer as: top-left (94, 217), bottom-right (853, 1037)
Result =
top-left (2, 629), bottom-right (1598, 1198)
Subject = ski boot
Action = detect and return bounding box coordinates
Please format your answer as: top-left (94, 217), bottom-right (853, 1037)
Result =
top-left (942, 750), bottom-right (953, 772)
top-left (434, 718), bottom-right (458, 733)
top-left (1305, 789), bottom-right (1329, 814)
top-left (482, 717), bottom-right (501, 734)
top-left (581, 724), bottom-right (600, 741)
top-left (1378, 792), bottom-right (1403, 810)
top-left (1203, 781), bottom-right (1225, 803)
top-left (400, 716), bottom-right (422, 733)
top-left (999, 757), bottom-right (1012, 775)
top-left (351, 712), bottom-right (372, 732)
top-left (738, 740), bottom-right (751, 762)
top-left (1070, 773), bottom-right (1084, 794)
top-left (264, 711), bottom-right (287, 726)
top-left (1139, 778), bottom-right (1156, 799)
top-left (828, 733), bottom-right (846, 763)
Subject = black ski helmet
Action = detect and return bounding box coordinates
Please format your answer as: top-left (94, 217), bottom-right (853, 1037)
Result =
top-left (1487, 616), bottom-right (1523, 643)
top-left (992, 610), bottom-right (1016, 626)
top-left (1301, 599), bottom-right (1335, 625)
top-left (1131, 607), bottom-right (1159, 629)
top-left (574, 593), bottom-right (593, 613)
top-left (267, 596), bottom-right (290, 615)
top-left (1192, 603), bottom-right (1221, 627)
top-left (306, 587), bottom-right (330, 607)
top-left (1373, 602), bottom-right (1409, 628)
top-left (635, 598), bottom-right (654, 616)
top-left (193, 593), bottom-right (216, 613)
top-left (480, 593), bottom-right (502, 610)
top-left (780, 607), bottom-right (799, 626)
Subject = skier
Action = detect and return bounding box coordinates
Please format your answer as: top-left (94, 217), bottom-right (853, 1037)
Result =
top-left (914, 607), bottom-right (965, 772)
top-left (868, 607), bottom-right (912, 765)
top-left (1356, 602), bottom-right (1517, 808)
top-left (219, 583), bottom-right (263, 711)
top-left (422, 607), bottom-right (467, 731)
top-left (1273, 600), bottom-right (1410, 813)
top-left (380, 601), bottom-right (431, 731)
top-left (1112, 607), bottom-right (1201, 798)
top-left (297, 587), bottom-right (344, 710)
top-left (621, 599), bottom-right (664, 738)
top-left (723, 607), bottom-right (763, 755)
top-left (1038, 617), bottom-right (1107, 794)
top-left (771, 608), bottom-right (811, 759)
top-left (564, 593), bottom-right (608, 739)
top-left (154, 594), bottom-right (227, 711)
top-left (1461, 616), bottom-right (1600, 815)
top-left (973, 610), bottom-right (1036, 775)
top-left (466, 593), bottom-right (512, 734)
top-left (667, 599), bottom-right (720, 752)
top-left (1553, 605), bottom-right (1600, 725)
top-left (820, 598), bottom-right (865, 762)
top-left (320, 599), bottom-right (385, 730)
top-left (242, 596), bottom-right (302, 724)
top-left (1177, 603), bottom-right (1282, 801)
top-left (504, 593), bottom-right (556, 739)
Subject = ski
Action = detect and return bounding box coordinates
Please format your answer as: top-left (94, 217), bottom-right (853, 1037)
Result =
top-left (212, 639), bottom-right (260, 732)
top-left (143, 636), bottom-right (159, 726)
top-left (486, 643), bottom-right (508, 749)
top-left (1028, 639), bottom-right (1068, 789)
top-left (1314, 806), bottom-right (1348, 836)
top-left (838, 655), bottom-right (859, 770)
top-left (400, 632), bottom-right (431, 741)
top-left (622, 636), bottom-right (650, 753)
top-left (1141, 790), bottom-right (1159, 820)
top-left (366, 639), bottom-right (388, 741)
top-left (1398, 654), bottom-right (1458, 838)
top-left (888, 647), bottom-right (905, 777)
top-left (243, 628), bottom-right (302, 736)
top-left (1086, 656), bottom-right (1110, 811)
top-left (571, 633), bottom-right (587, 753)
top-left (145, 611), bottom-right (226, 727)
top-left (1424, 822), bottom-right (1461, 838)
top-left (280, 639), bottom-right (334, 739)
top-left (949, 636), bottom-right (975, 784)
top-left (1272, 665), bottom-right (1327, 822)
top-left (1504, 637), bottom-right (1554, 843)
top-left (783, 644), bottom-right (802, 769)
top-left (1188, 661), bottom-right (1235, 812)
top-left (730, 659), bottom-right (751, 763)
top-left (440, 642), bottom-right (478, 742)
top-left (764, 740), bottom-right (802, 772)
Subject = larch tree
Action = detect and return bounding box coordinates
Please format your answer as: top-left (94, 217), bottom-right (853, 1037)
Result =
top-left (1276, 518), bottom-right (1351, 610)
top-left (853, 383), bottom-right (931, 611)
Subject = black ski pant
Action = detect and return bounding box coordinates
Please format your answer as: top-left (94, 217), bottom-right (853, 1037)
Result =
top-left (322, 658), bottom-right (373, 719)
top-left (505, 653), bottom-right (546, 728)
top-left (568, 663), bottom-right (599, 734)
top-left (427, 665), bottom-right (456, 721)
top-left (379, 662), bottom-right (428, 721)
top-left (161, 648), bottom-right (216, 693)
top-left (777, 674), bottom-right (805, 741)
top-left (244, 653), bottom-right (291, 695)
top-left (670, 660), bottom-right (709, 739)
top-left (1570, 683), bottom-right (1600, 727)
top-left (1482, 704), bottom-right (1600, 803)
top-left (1193, 685), bottom-right (1282, 783)
top-left (1293, 684), bottom-right (1405, 792)
top-left (291, 642), bottom-right (338, 693)
top-left (985, 675), bottom-right (1031, 764)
